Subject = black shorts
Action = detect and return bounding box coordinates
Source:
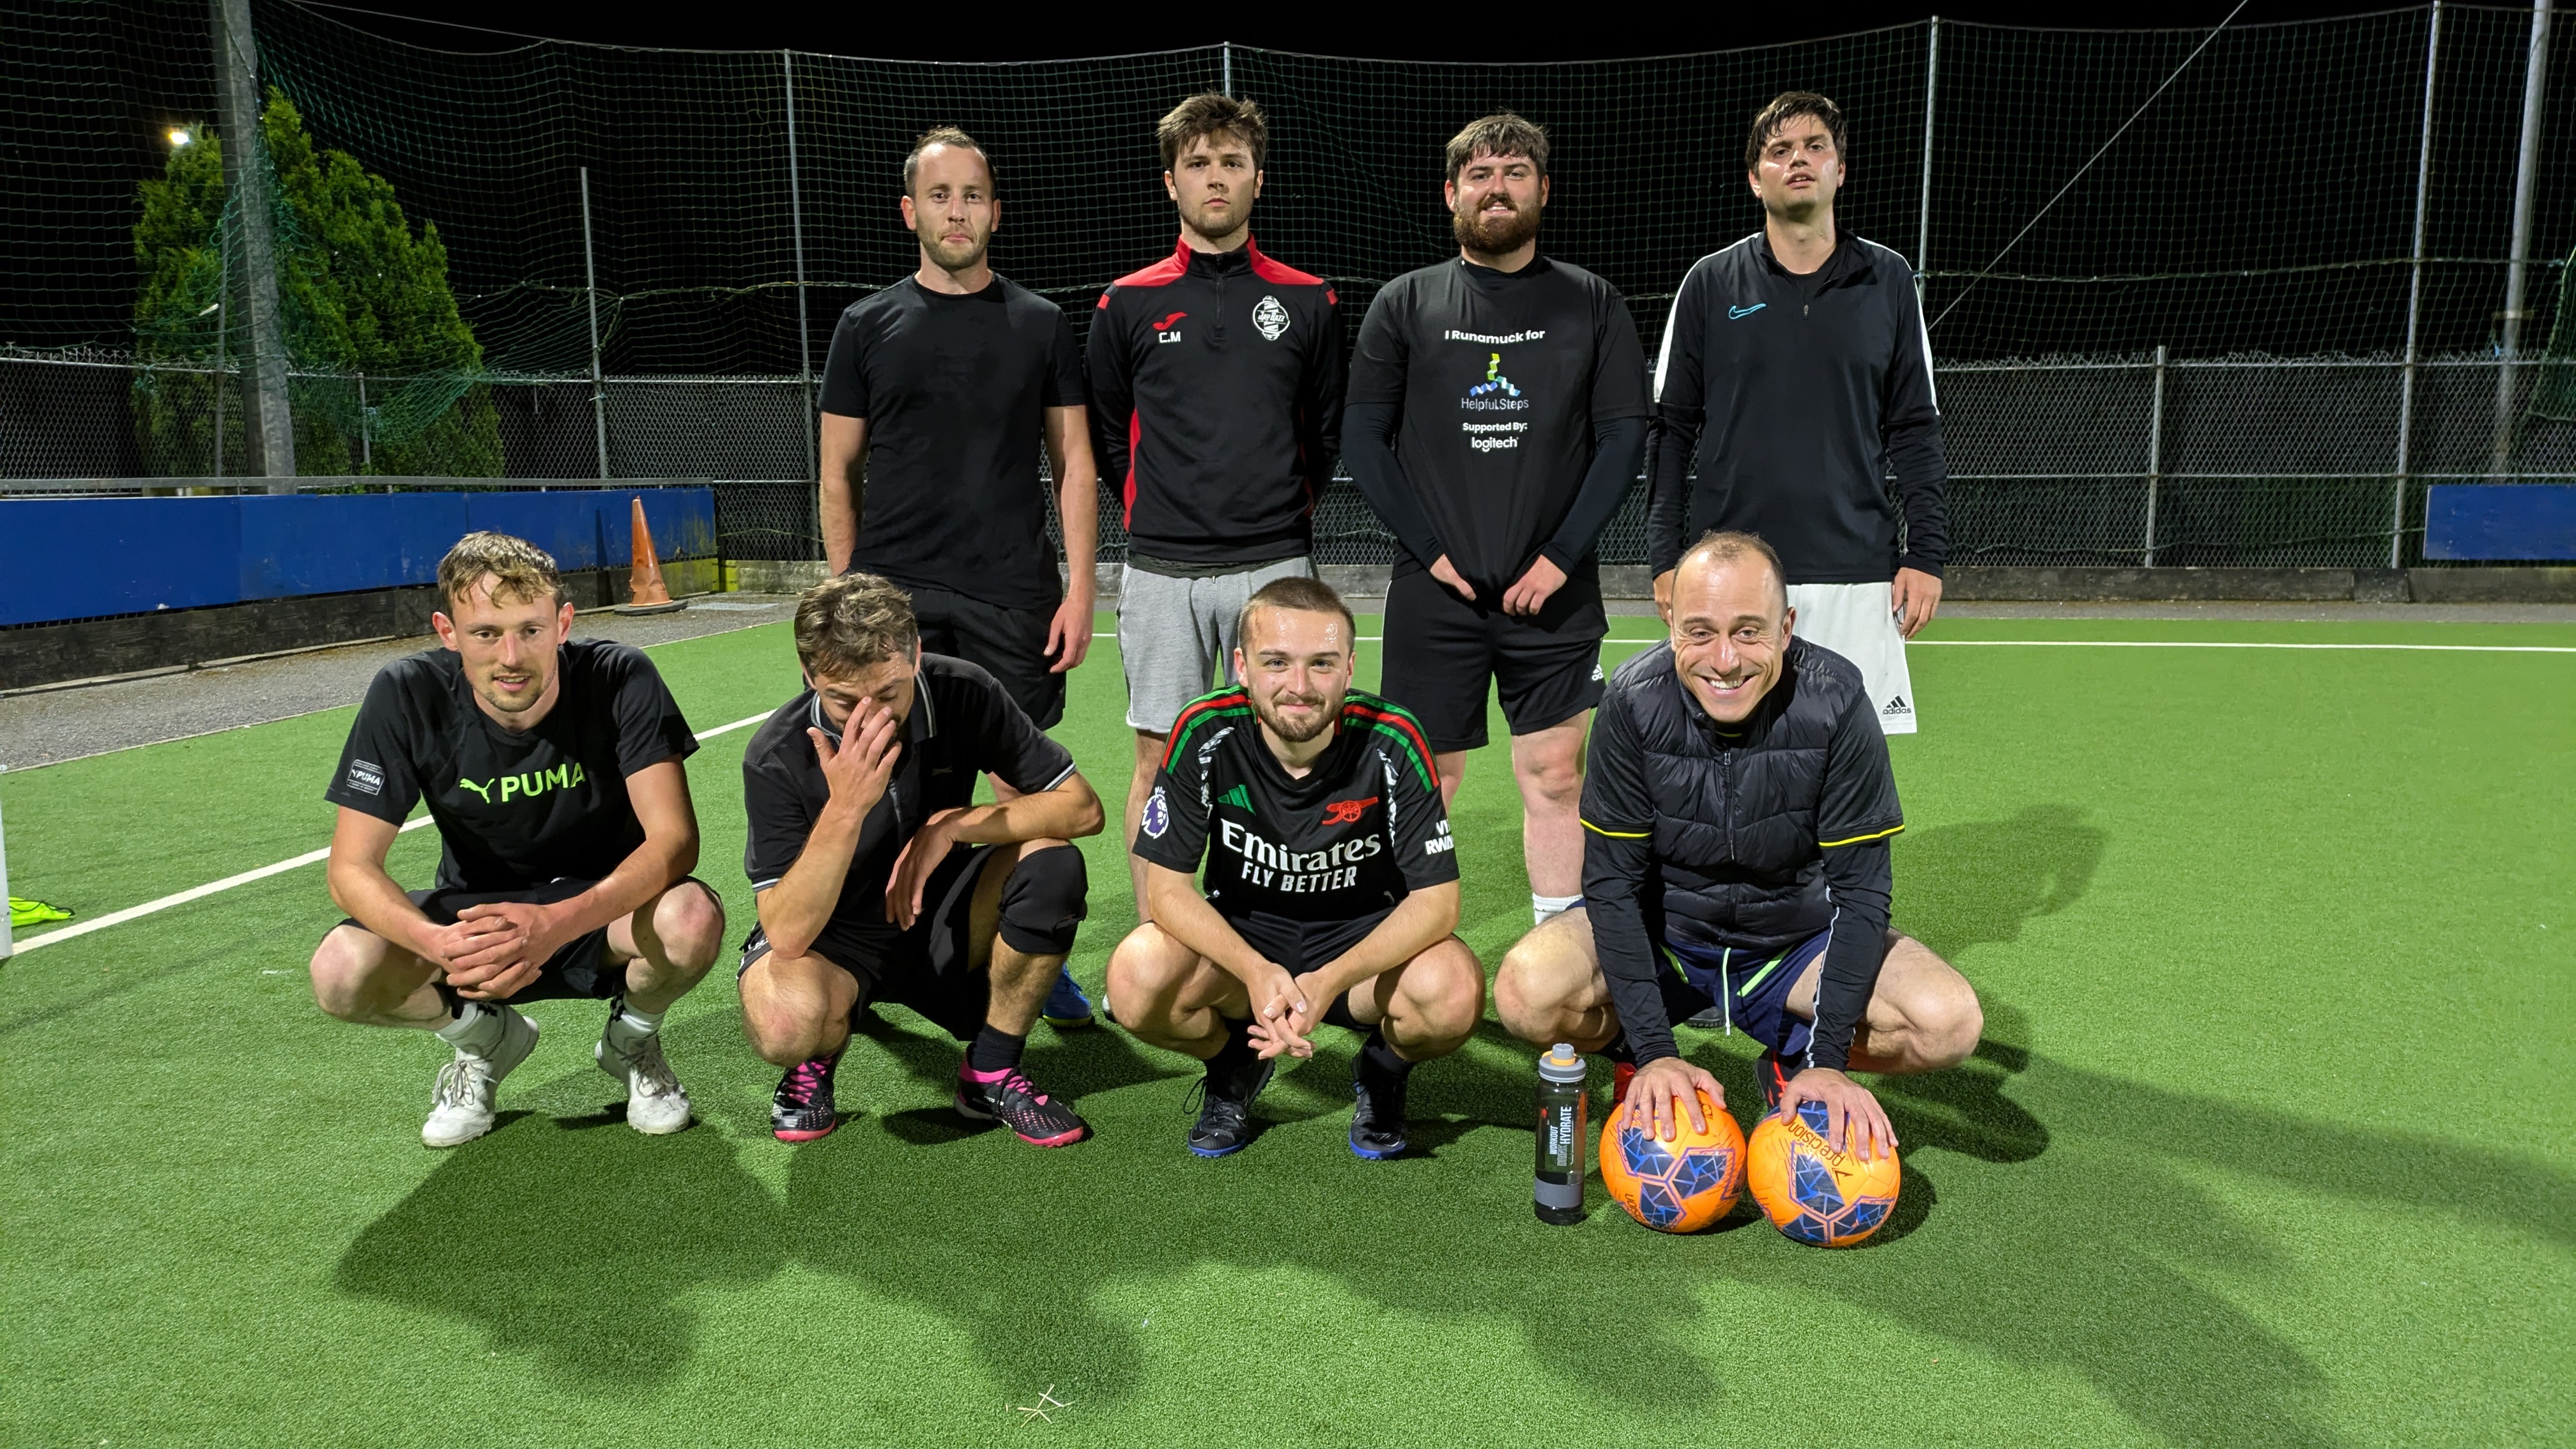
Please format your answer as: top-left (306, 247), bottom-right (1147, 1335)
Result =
top-left (908, 583), bottom-right (1066, 730)
top-left (334, 875), bottom-right (713, 1004)
top-left (737, 842), bottom-right (999, 1041)
top-left (1229, 907), bottom-right (1396, 974)
top-left (1224, 907), bottom-right (1412, 1035)
top-left (1379, 560), bottom-right (1606, 753)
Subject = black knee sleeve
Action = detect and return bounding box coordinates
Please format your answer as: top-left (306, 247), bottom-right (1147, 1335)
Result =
top-left (997, 845), bottom-right (1087, 956)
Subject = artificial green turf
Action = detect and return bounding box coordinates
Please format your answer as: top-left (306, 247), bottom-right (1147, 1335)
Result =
top-left (3, 615), bottom-right (2570, 1446)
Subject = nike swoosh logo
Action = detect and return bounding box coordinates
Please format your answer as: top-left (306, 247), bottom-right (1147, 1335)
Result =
top-left (1729, 304), bottom-right (1767, 319)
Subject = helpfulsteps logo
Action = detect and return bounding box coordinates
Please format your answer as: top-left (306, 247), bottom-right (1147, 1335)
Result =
top-left (1464, 352), bottom-right (1523, 406)
top-left (456, 762), bottom-right (586, 806)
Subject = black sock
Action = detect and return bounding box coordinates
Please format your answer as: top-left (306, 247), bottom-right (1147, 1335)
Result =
top-left (1204, 1018), bottom-right (1257, 1077)
top-left (1360, 1028), bottom-right (1414, 1078)
top-left (967, 1024), bottom-right (1026, 1074)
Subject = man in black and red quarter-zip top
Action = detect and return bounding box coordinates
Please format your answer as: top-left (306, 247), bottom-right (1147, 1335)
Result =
top-left (1089, 91), bottom-right (1344, 924)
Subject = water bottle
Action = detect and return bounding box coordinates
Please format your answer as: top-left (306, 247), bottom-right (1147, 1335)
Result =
top-left (1535, 1042), bottom-right (1588, 1224)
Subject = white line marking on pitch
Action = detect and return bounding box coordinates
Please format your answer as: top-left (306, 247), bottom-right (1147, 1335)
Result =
top-left (8, 710), bottom-right (772, 956)
top-left (18, 620), bottom-right (2568, 957)
top-left (1092, 632), bottom-right (2571, 654)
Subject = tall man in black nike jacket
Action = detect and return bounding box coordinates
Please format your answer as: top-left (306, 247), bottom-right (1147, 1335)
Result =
top-left (1646, 93), bottom-right (1949, 737)
top-left (1089, 93), bottom-right (1344, 923)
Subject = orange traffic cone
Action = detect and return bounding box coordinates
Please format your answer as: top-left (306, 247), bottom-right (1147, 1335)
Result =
top-left (613, 495), bottom-right (687, 615)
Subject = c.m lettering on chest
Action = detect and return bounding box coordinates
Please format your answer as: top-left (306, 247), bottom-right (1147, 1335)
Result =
top-left (457, 760), bottom-right (586, 807)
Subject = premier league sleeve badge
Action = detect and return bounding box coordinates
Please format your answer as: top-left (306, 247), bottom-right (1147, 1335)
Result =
top-left (1142, 785), bottom-right (1170, 838)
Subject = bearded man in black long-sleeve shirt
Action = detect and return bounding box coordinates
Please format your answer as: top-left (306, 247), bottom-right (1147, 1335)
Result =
top-left (1494, 532), bottom-right (1981, 1159)
top-left (1343, 112), bottom-right (1649, 930)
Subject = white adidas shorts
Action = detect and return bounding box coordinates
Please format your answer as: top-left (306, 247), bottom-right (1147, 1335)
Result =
top-left (1785, 581), bottom-right (1917, 735)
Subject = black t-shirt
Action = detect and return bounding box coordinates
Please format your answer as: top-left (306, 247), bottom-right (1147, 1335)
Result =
top-left (324, 640), bottom-right (699, 893)
top-left (819, 275), bottom-right (1088, 611)
top-left (1346, 256), bottom-right (1650, 594)
top-left (1133, 686), bottom-right (1457, 944)
top-left (740, 654), bottom-right (1078, 959)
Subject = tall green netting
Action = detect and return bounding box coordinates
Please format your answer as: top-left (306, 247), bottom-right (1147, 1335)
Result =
top-left (3, 0), bottom-right (2570, 567)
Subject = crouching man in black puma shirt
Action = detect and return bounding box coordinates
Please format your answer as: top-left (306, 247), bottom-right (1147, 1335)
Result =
top-left (313, 532), bottom-right (725, 1149)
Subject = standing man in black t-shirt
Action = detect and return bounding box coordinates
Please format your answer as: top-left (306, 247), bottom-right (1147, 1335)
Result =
top-left (1089, 93), bottom-right (1344, 928)
top-left (1344, 112), bottom-right (1650, 931)
top-left (1107, 576), bottom-right (1482, 1160)
top-left (819, 125), bottom-right (1099, 1026)
top-left (818, 125), bottom-right (1098, 731)
top-left (736, 574), bottom-right (1105, 1147)
top-left (311, 532), bottom-right (726, 1149)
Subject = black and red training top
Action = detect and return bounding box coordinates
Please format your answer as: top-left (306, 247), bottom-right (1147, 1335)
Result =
top-left (1087, 237), bottom-right (1344, 569)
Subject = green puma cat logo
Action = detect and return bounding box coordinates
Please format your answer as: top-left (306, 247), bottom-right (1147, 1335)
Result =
top-left (454, 762), bottom-right (584, 806)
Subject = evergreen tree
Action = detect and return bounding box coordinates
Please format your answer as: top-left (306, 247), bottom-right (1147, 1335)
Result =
top-left (132, 90), bottom-right (502, 476)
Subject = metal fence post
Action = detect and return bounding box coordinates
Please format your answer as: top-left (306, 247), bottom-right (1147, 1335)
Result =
top-left (356, 369), bottom-right (369, 471)
top-left (2491, 0), bottom-right (2553, 477)
top-left (2396, 0), bottom-right (2441, 567)
top-left (785, 50), bottom-right (815, 489)
top-left (1222, 40), bottom-right (1234, 96)
top-left (2143, 344), bottom-right (2167, 565)
top-left (213, 223), bottom-right (228, 479)
top-left (1918, 17), bottom-right (1938, 292)
top-left (581, 165), bottom-right (609, 481)
top-left (213, 0), bottom-right (295, 486)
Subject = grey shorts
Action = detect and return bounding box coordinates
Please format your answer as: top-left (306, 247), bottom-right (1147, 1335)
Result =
top-left (1117, 555), bottom-right (1315, 733)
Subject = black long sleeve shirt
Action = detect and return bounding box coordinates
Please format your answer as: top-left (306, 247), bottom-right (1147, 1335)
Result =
top-left (1646, 231), bottom-right (1949, 583)
top-left (1088, 237), bottom-right (1343, 567)
top-left (1342, 254), bottom-right (1650, 597)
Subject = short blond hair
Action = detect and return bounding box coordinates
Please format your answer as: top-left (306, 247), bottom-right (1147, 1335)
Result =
top-left (436, 531), bottom-right (562, 615)
top-left (795, 572), bottom-right (918, 680)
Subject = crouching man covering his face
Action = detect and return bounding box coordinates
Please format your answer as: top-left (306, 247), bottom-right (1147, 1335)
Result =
top-left (737, 572), bottom-right (1105, 1147)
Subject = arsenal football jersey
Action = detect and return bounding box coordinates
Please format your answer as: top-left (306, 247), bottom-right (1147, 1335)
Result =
top-left (1132, 686), bottom-right (1458, 936)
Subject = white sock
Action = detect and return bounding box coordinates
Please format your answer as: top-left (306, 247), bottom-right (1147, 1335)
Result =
top-left (610, 1002), bottom-right (665, 1038)
top-left (435, 1001), bottom-right (509, 1056)
top-left (1532, 893), bottom-right (1583, 926)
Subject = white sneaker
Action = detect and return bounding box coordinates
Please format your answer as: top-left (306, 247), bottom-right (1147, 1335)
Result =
top-left (422, 1008), bottom-right (540, 1148)
top-left (597, 1018), bottom-right (692, 1135)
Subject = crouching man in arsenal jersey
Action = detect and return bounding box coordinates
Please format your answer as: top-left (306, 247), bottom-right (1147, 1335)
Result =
top-left (1107, 576), bottom-right (1483, 1160)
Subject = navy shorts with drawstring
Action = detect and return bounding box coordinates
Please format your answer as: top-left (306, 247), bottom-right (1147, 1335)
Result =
top-left (1658, 929), bottom-right (1832, 1059)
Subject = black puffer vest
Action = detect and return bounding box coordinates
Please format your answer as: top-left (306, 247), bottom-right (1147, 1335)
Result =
top-left (1604, 636), bottom-right (1867, 954)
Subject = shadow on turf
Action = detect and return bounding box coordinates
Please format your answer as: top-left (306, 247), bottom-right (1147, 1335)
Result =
top-left (327, 801), bottom-right (2570, 1438)
top-left (334, 1103), bottom-right (787, 1387)
top-left (1892, 803), bottom-right (2106, 959)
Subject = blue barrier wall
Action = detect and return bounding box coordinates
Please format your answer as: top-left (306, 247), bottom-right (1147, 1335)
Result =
top-left (2423, 484), bottom-right (2576, 562)
top-left (0, 489), bottom-right (716, 627)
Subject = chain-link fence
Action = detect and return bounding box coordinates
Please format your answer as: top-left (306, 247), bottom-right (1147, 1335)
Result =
top-left (10, 348), bottom-right (2570, 568)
